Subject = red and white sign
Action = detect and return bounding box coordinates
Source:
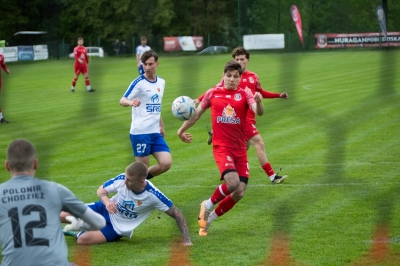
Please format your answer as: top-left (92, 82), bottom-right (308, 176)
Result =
top-left (290, 5), bottom-right (304, 46)
top-left (163, 36), bottom-right (203, 51)
top-left (315, 32), bottom-right (400, 49)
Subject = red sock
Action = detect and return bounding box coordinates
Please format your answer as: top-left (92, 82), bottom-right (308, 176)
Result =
top-left (210, 183), bottom-right (230, 205)
top-left (72, 78), bottom-right (77, 87)
top-left (215, 195), bottom-right (236, 217)
top-left (85, 78), bottom-right (90, 86)
top-left (262, 162), bottom-right (275, 177)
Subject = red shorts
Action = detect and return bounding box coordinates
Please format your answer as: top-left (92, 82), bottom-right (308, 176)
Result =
top-left (74, 63), bottom-right (88, 75)
top-left (244, 119), bottom-right (259, 141)
top-left (213, 146), bottom-right (249, 180)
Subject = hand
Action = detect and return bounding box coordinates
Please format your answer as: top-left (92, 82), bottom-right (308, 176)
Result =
top-left (131, 99), bottom-right (141, 107)
top-left (253, 92), bottom-right (263, 102)
top-left (193, 99), bottom-right (200, 104)
top-left (78, 59), bottom-right (84, 64)
top-left (178, 132), bottom-right (193, 143)
top-left (6, 69), bottom-right (10, 74)
top-left (280, 92), bottom-right (289, 99)
top-left (105, 202), bottom-right (117, 214)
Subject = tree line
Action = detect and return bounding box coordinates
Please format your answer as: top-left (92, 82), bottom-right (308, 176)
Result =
top-left (0, 0), bottom-right (398, 51)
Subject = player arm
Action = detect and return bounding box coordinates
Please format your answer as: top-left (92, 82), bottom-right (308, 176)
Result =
top-left (160, 116), bottom-right (165, 136)
top-left (79, 208), bottom-right (106, 230)
top-left (177, 106), bottom-right (206, 143)
top-left (1, 63), bottom-right (9, 74)
top-left (194, 92), bottom-right (206, 104)
top-left (119, 96), bottom-right (141, 107)
top-left (97, 185), bottom-right (117, 214)
top-left (165, 205), bottom-right (193, 246)
top-left (251, 92), bottom-right (264, 116)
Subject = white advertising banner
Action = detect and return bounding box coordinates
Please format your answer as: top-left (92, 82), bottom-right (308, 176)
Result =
top-left (0, 46), bottom-right (18, 62)
top-left (243, 34), bottom-right (285, 50)
top-left (33, 45), bottom-right (48, 60)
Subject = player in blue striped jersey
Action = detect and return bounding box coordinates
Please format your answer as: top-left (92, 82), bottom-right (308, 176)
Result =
top-left (61, 162), bottom-right (192, 246)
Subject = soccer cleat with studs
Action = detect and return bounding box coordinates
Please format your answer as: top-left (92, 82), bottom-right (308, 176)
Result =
top-left (198, 200), bottom-right (211, 228)
top-left (87, 89), bottom-right (96, 92)
top-left (1, 118), bottom-right (9, 123)
top-left (199, 222), bottom-right (210, 236)
top-left (272, 174), bottom-right (287, 184)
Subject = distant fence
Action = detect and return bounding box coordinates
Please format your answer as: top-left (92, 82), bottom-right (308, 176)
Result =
top-left (0, 45), bottom-right (48, 62)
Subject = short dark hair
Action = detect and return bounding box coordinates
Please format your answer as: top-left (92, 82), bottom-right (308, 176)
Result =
top-left (77, 37), bottom-right (83, 41)
top-left (126, 162), bottom-right (148, 180)
top-left (7, 139), bottom-right (36, 172)
top-left (141, 36), bottom-right (147, 41)
top-left (223, 60), bottom-right (243, 75)
top-left (141, 49), bottom-right (158, 63)
top-left (231, 47), bottom-right (250, 60)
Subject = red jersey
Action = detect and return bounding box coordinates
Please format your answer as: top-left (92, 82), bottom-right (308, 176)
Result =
top-left (200, 86), bottom-right (255, 149)
top-left (0, 54), bottom-right (8, 73)
top-left (73, 46), bottom-right (88, 65)
top-left (199, 70), bottom-right (281, 123)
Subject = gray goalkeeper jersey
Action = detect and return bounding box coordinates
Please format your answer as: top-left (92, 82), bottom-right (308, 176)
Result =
top-left (0, 175), bottom-right (88, 266)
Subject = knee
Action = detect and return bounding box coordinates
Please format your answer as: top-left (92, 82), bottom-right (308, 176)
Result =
top-left (76, 234), bottom-right (91, 245)
top-left (160, 158), bottom-right (172, 171)
top-left (231, 190), bottom-right (245, 201)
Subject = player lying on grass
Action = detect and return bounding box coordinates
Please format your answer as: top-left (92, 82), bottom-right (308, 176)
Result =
top-left (61, 161), bottom-right (192, 246)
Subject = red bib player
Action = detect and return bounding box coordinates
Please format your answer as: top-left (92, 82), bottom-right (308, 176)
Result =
top-left (71, 37), bottom-right (95, 92)
top-left (0, 53), bottom-right (10, 123)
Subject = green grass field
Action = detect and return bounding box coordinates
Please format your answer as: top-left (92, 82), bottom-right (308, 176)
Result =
top-left (0, 50), bottom-right (399, 266)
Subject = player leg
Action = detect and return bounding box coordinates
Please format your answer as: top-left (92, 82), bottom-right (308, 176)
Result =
top-left (63, 201), bottom-right (121, 245)
top-left (246, 123), bottom-right (287, 184)
top-left (0, 108), bottom-right (8, 123)
top-left (83, 68), bottom-right (95, 92)
top-left (71, 71), bottom-right (79, 92)
top-left (148, 133), bottom-right (172, 179)
top-left (198, 147), bottom-right (245, 236)
top-left (0, 78), bottom-right (7, 123)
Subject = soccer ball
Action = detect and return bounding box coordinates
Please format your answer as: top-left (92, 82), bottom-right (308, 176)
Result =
top-left (171, 96), bottom-right (196, 121)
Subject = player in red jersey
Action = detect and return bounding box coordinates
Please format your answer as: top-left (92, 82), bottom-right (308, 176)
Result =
top-left (71, 37), bottom-right (95, 92)
top-left (196, 47), bottom-right (288, 184)
top-left (0, 53), bottom-right (10, 123)
top-left (178, 60), bottom-right (264, 236)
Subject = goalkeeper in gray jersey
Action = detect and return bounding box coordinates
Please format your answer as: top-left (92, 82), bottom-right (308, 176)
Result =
top-left (0, 139), bottom-right (106, 266)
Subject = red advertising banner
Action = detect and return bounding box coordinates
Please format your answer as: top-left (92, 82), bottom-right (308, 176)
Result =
top-left (163, 36), bottom-right (203, 51)
top-left (315, 32), bottom-right (400, 49)
top-left (290, 5), bottom-right (304, 46)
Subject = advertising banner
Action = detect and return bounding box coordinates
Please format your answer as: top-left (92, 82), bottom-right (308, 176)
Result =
top-left (243, 34), bottom-right (285, 50)
top-left (33, 45), bottom-right (49, 60)
top-left (290, 5), bottom-right (304, 46)
top-left (163, 36), bottom-right (203, 51)
top-left (376, 5), bottom-right (387, 38)
top-left (315, 32), bottom-right (400, 49)
top-left (18, 46), bottom-right (34, 61)
top-left (0, 46), bottom-right (18, 62)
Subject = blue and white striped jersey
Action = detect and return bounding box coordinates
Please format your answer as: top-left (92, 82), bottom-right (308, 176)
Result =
top-left (123, 75), bottom-right (166, 135)
top-left (103, 174), bottom-right (173, 237)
